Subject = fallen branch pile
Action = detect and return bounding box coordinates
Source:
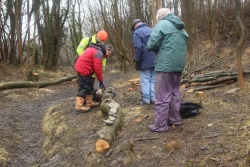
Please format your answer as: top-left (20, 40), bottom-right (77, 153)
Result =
top-left (181, 70), bottom-right (250, 92)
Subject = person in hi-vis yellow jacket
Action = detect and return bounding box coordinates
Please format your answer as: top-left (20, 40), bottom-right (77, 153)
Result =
top-left (76, 30), bottom-right (108, 79)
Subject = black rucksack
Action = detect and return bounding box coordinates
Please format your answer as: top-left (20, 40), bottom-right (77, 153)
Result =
top-left (179, 102), bottom-right (202, 118)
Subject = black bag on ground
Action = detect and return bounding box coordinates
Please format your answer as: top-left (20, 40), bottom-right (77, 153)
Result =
top-left (179, 102), bottom-right (202, 118)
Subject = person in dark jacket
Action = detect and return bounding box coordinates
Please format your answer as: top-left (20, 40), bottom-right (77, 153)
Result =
top-left (147, 8), bottom-right (188, 132)
top-left (74, 43), bottom-right (113, 112)
top-left (132, 19), bottom-right (156, 105)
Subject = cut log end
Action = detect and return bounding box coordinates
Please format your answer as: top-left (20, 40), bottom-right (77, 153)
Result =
top-left (96, 139), bottom-right (110, 153)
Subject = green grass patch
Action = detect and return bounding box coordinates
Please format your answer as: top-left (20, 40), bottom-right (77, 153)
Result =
top-left (0, 148), bottom-right (9, 167)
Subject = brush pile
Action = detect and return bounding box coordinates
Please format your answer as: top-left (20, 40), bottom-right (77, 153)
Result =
top-left (181, 70), bottom-right (250, 92)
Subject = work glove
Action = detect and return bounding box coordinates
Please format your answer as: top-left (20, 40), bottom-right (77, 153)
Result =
top-left (134, 61), bottom-right (140, 70)
top-left (99, 82), bottom-right (106, 90)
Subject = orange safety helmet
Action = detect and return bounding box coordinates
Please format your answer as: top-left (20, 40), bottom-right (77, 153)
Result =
top-left (97, 30), bottom-right (108, 41)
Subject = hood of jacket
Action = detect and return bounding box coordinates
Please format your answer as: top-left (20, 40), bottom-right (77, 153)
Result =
top-left (89, 43), bottom-right (107, 56)
top-left (147, 13), bottom-right (188, 73)
top-left (163, 13), bottom-right (185, 30)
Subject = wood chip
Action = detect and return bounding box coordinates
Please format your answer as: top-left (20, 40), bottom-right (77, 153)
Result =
top-left (135, 117), bottom-right (142, 122)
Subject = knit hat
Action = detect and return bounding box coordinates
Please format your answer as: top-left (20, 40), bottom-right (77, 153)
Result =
top-left (131, 19), bottom-right (142, 31)
top-left (97, 30), bottom-right (108, 41)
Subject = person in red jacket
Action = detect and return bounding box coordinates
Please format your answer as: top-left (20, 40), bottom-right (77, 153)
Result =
top-left (74, 43), bottom-right (113, 112)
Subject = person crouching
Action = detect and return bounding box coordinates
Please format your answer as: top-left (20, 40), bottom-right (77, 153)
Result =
top-left (74, 43), bottom-right (113, 112)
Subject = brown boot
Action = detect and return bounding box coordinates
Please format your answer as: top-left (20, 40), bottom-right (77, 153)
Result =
top-left (75, 96), bottom-right (90, 112)
top-left (86, 95), bottom-right (100, 107)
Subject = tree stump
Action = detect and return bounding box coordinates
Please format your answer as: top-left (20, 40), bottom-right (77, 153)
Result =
top-left (27, 70), bottom-right (39, 81)
top-left (129, 78), bottom-right (140, 91)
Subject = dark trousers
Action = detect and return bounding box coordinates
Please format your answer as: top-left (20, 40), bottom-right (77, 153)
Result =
top-left (77, 73), bottom-right (94, 98)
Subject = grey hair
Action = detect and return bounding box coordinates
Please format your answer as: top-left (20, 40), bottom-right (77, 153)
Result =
top-left (106, 44), bottom-right (114, 52)
top-left (156, 8), bottom-right (171, 22)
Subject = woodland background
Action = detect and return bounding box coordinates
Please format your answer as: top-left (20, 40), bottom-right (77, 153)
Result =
top-left (0, 0), bottom-right (249, 75)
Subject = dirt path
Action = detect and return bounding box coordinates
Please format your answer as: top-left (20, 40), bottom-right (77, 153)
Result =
top-left (0, 83), bottom-right (77, 166)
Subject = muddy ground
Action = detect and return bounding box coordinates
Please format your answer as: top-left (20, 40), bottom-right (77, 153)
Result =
top-left (0, 60), bottom-right (250, 167)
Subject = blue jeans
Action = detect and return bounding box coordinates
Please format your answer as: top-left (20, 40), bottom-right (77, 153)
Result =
top-left (140, 68), bottom-right (156, 103)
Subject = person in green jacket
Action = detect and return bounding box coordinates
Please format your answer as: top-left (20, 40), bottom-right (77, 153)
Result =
top-left (76, 30), bottom-right (108, 56)
top-left (147, 8), bottom-right (188, 132)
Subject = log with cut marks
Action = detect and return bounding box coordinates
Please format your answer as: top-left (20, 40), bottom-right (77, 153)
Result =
top-left (96, 100), bottom-right (122, 153)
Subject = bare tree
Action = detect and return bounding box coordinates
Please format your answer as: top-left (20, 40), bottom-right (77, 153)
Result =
top-left (26, 0), bottom-right (31, 68)
top-left (150, 0), bottom-right (157, 25)
top-left (156, 0), bottom-right (162, 10)
top-left (15, 0), bottom-right (23, 68)
top-left (98, 0), bottom-right (132, 71)
top-left (235, 0), bottom-right (245, 88)
top-left (210, 0), bottom-right (218, 42)
top-left (0, 2), bottom-right (4, 61)
top-left (150, 0), bottom-right (162, 25)
top-left (207, 0), bottom-right (212, 41)
top-left (173, 0), bottom-right (179, 16)
top-left (68, 0), bottom-right (84, 55)
top-left (36, 0), bottom-right (70, 69)
top-left (7, 0), bottom-right (17, 64)
top-left (181, 0), bottom-right (193, 60)
top-left (134, 0), bottom-right (143, 20)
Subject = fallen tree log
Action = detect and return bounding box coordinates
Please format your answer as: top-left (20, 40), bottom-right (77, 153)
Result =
top-left (96, 100), bottom-right (122, 153)
top-left (187, 84), bottom-right (228, 92)
top-left (190, 76), bottom-right (237, 87)
top-left (0, 81), bottom-right (40, 91)
top-left (199, 70), bottom-right (225, 75)
top-left (192, 71), bottom-right (250, 80)
top-left (191, 76), bottom-right (217, 82)
top-left (183, 80), bottom-right (234, 91)
top-left (0, 75), bottom-right (77, 91)
top-left (191, 70), bottom-right (226, 79)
